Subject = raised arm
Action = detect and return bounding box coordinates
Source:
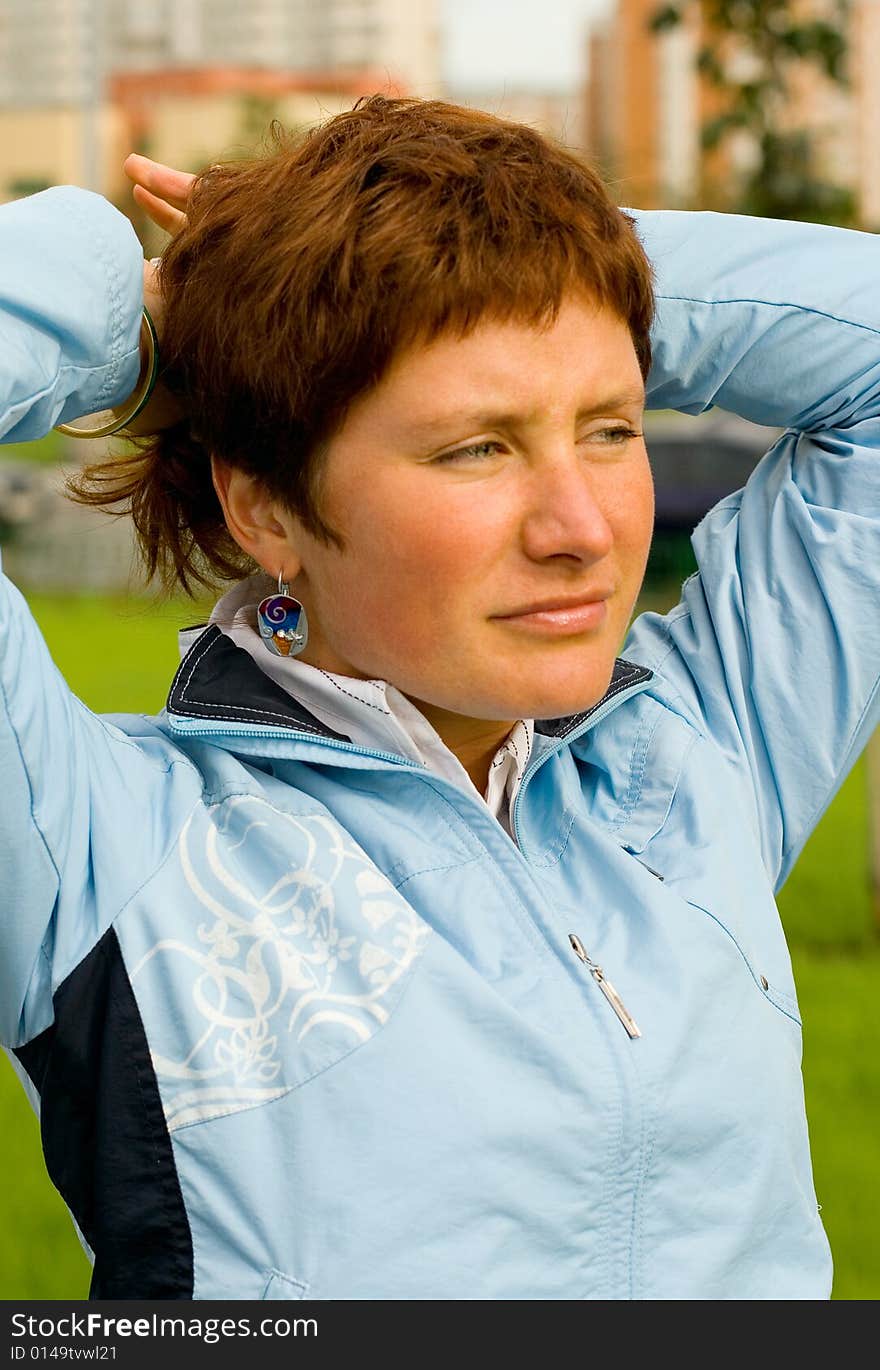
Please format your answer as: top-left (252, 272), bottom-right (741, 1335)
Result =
top-left (0, 186), bottom-right (143, 441)
top-left (631, 206), bottom-right (880, 431)
top-left (0, 187), bottom-right (194, 1048)
top-left (625, 208), bottom-right (880, 889)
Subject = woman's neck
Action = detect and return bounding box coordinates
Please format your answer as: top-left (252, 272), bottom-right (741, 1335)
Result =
top-left (402, 697), bottom-right (517, 794)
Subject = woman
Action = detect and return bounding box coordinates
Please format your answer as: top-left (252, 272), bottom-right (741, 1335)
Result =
top-left (1, 96), bottom-right (878, 1300)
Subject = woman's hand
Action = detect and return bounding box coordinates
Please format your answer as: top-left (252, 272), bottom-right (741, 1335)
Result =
top-left (124, 152), bottom-right (195, 331)
top-left (123, 153), bottom-right (194, 237)
top-left (115, 154), bottom-right (197, 435)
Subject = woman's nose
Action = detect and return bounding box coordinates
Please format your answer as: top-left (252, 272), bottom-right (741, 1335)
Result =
top-left (519, 459), bottom-right (615, 564)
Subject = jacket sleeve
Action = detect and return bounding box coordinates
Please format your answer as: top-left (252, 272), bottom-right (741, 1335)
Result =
top-left (624, 208), bottom-right (880, 891)
top-left (0, 186), bottom-right (142, 440)
top-left (0, 187), bottom-right (179, 1049)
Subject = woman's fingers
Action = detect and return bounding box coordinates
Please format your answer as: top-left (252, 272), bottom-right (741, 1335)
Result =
top-left (131, 182), bottom-right (188, 237)
top-left (124, 153), bottom-right (195, 211)
top-left (124, 153), bottom-right (195, 235)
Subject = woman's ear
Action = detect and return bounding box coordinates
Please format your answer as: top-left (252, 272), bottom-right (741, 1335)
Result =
top-left (211, 455), bottom-right (303, 578)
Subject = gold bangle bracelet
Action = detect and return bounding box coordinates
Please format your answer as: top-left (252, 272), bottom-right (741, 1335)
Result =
top-left (55, 308), bottom-right (160, 439)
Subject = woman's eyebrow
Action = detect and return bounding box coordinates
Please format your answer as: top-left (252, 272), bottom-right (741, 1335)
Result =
top-left (406, 388), bottom-right (647, 437)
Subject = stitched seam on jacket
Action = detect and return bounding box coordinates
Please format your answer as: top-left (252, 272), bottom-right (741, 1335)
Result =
top-left (4, 360), bottom-right (140, 426)
top-left (656, 291), bottom-right (880, 339)
top-left (175, 698), bottom-right (328, 733)
top-left (68, 695), bottom-right (200, 776)
top-left (519, 665), bottom-right (655, 864)
top-left (602, 711), bottom-right (659, 835)
top-left (0, 674), bottom-right (61, 893)
top-left (392, 853), bottom-right (482, 888)
top-left (316, 669), bottom-right (391, 715)
top-left (634, 1067), bottom-right (658, 1300)
top-left (111, 796), bottom-right (209, 940)
top-left (0, 660), bottom-right (197, 1045)
top-left (684, 896), bottom-right (802, 1026)
top-left (262, 1268), bottom-right (308, 1299)
top-left (626, 1044), bottom-right (651, 1300)
top-left (167, 781), bottom-right (480, 879)
top-left (519, 805), bottom-right (577, 871)
top-left (171, 632), bottom-right (329, 734)
top-left (648, 566), bottom-right (880, 887)
top-left (70, 191), bottom-right (126, 409)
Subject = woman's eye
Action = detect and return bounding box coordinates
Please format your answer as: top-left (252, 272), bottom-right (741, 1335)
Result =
top-left (589, 427), bottom-right (642, 445)
top-left (433, 428), bottom-right (642, 464)
top-left (434, 440), bottom-right (502, 464)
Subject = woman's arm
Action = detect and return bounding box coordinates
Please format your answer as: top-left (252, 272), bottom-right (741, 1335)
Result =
top-left (626, 208), bottom-right (880, 890)
top-left (0, 187), bottom-right (196, 1049)
top-left (631, 206), bottom-right (880, 432)
top-left (0, 187), bottom-right (143, 442)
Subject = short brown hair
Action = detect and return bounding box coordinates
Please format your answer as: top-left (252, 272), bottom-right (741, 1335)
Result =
top-left (69, 95), bottom-right (655, 595)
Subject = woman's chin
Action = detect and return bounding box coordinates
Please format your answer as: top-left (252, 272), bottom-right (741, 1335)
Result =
top-left (441, 675), bottom-right (616, 725)
top-left (506, 662), bottom-right (620, 722)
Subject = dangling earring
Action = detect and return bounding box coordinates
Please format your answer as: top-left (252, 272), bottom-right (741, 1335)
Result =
top-left (257, 570), bottom-right (308, 658)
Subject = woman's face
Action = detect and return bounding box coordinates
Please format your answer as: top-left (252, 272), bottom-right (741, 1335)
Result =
top-left (238, 292), bottom-right (654, 728)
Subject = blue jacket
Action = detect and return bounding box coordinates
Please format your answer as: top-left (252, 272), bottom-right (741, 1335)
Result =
top-left (1, 187), bottom-right (878, 1300)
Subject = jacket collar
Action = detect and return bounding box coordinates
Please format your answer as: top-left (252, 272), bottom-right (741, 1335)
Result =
top-left (166, 624), bottom-right (652, 745)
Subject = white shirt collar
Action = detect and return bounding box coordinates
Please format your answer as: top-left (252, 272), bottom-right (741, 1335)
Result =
top-left (180, 575), bottom-right (534, 837)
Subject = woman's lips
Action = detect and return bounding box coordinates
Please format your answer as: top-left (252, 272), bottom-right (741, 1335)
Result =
top-left (493, 597), bottom-right (610, 633)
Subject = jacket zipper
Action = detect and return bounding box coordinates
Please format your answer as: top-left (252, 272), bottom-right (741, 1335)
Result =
top-left (511, 674), bottom-right (653, 854)
top-left (165, 717), bottom-right (428, 769)
top-left (568, 933), bottom-right (642, 1039)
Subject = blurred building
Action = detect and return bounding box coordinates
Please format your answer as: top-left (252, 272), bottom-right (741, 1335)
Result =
top-left (108, 0), bottom-right (441, 94)
top-left (0, 0), bottom-right (441, 202)
top-left (0, 0), bottom-right (441, 99)
top-left (584, 0), bottom-right (880, 226)
top-left (0, 69), bottom-right (391, 208)
top-left (446, 87), bottom-right (581, 149)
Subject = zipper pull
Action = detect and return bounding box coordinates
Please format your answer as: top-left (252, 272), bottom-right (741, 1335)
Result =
top-left (568, 933), bottom-right (642, 1039)
top-left (620, 844), bottom-right (664, 881)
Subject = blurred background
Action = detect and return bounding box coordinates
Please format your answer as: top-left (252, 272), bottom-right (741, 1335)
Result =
top-left (0, 0), bottom-right (878, 1300)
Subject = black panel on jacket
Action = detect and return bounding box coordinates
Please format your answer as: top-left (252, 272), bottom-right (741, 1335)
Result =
top-left (14, 926), bottom-right (193, 1299)
top-left (167, 624), bottom-right (352, 740)
top-left (168, 625), bottom-right (652, 745)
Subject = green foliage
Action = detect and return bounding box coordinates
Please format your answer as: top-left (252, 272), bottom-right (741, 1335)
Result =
top-left (696, 44), bottom-right (726, 83)
top-left (2, 432), bottom-right (67, 466)
top-left (649, 4), bottom-right (684, 34)
top-left (643, 531), bottom-right (699, 587)
top-left (742, 130), bottom-right (857, 224)
top-left (5, 178), bottom-right (52, 199)
top-left (648, 0), bottom-right (856, 224)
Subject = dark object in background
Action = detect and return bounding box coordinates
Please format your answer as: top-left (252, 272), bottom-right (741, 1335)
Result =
top-left (0, 460), bottom-right (54, 546)
top-left (643, 410), bottom-right (782, 586)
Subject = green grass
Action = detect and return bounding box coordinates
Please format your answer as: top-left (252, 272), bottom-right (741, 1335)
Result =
top-left (777, 763), bottom-right (874, 947)
top-left (0, 1063), bottom-right (91, 1298)
top-left (26, 589), bottom-right (215, 714)
top-left (2, 432), bottom-right (67, 466)
top-left (791, 946), bottom-right (880, 1300)
top-left (0, 587), bottom-right (877, 1299)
